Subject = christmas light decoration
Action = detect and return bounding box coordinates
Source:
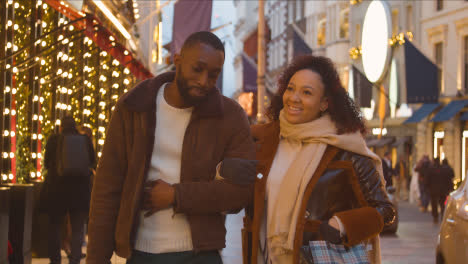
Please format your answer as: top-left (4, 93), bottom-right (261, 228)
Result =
top-left (0, 0), bottom-right (144, 184)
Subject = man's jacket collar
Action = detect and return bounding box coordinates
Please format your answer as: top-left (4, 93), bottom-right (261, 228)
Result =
top-left (122, 71), bottom-right (224, 118)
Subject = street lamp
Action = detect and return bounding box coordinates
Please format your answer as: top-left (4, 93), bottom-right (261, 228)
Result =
top-left (361, 0), bottom-right (392, 138)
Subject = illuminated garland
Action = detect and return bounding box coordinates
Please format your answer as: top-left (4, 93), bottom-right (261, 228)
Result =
top-left (389, 31), bottom-right (414, 47)
top-left (350, 0), bottom-right (362, 5)
top-left (0, 0), bottom-right (139, 184)
top-left (349, 46), bottom-right (362, 60)
top-left (14, 0), bottom-right (34, 182)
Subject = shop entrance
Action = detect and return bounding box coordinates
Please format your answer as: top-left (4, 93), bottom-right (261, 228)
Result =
top-left (433, 131), bottom-right (445, 160)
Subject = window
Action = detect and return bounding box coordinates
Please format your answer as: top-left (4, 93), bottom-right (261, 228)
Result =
top-left (435, 42), bottom-right (443, 93)
top-left (437, 0), bottom-right (444, 11)
top-left (355, 24), bottom-right (361, 45)
top-left (464, 36), bottom-right (468, 93)
top-left (288, 1), bottom-right (294, 24)
top-left (317, 18), bottom-right (326, 46)
top-left (406, 5), bottom-right (413, 33)
top-left (339, 9), bottom-right (349, 39)
top-left (296, 0), bottom-right (303, 21)
top-left (392, 9), bottom-right (399, 36)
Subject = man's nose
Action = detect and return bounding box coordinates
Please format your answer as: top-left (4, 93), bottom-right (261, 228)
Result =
top-left (197, 72), bottom-right (208, 87)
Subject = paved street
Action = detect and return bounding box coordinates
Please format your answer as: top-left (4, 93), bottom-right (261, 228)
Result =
top-left (31, 212), bottom-right (245, 264)
top-left (380, 201), bottom-right (440, 264)
top-left (32, 202), bottom-right (439, 264)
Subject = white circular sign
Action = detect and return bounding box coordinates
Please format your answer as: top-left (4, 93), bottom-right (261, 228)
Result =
top-left (361, 0), bottom-right (392, 83)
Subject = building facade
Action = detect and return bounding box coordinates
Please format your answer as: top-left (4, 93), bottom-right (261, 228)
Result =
top-left (415, 0), bottom-right (468, 182)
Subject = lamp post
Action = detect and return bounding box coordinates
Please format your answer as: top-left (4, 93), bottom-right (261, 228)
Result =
top-left (257, 0), bottom-right (267, 124)
top-left (361, 0), bottom-right (392, 139)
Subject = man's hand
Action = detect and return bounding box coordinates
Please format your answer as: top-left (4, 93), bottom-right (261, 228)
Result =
top-left (143, 179), bottom-right (175, 217)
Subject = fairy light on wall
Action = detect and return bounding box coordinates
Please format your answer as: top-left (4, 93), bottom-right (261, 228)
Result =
top-left (1, 0), bottom-right (17, 182)
top-left (0, 0), bottom-right (143, 184)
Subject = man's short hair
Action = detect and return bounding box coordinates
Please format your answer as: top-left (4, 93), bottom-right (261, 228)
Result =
top-left (384, 151), bottom-right (390, 156)
top-left (180, 31), bottom-right (225, 58)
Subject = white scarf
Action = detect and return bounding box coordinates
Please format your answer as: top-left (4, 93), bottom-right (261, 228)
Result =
top-left (267, 111), bottom-right (384, 262)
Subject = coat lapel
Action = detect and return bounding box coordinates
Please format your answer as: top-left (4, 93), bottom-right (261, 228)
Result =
top-left (253, 121), bottom-right (280, 179)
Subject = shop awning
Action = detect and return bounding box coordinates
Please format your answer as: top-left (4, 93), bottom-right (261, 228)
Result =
top-left (459, 111), bottom-right (468, 121)
top-left (366, 137), bottom-right (395, 148)
top-left (431, 100), bottom-right (468, 122)
top-left (403, 103), bottom-right (440, 124)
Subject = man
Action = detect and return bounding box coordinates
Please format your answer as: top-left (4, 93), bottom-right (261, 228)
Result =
top-left (394, 156), bottom-right (408, 201)
top-left (440, 159), bottom-right (455, 197)
top-left (43, 116), bottom-right (95, 264)
top-left (415, 155), bottom-right (431, 212)
top-left (382, 151), bottom-right (394, 188)
top-left (86, 31), bottom-right (257, 264)
top-left (427, 158), bottom-right (451, 223)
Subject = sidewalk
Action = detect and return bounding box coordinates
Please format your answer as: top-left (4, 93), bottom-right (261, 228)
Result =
top-left (32, 211), bottom-right (245, 264)
top-left (380, 200), bottom-right (440, 264)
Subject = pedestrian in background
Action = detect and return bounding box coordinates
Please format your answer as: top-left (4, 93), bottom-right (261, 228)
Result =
top-left (86, 31), bottom-right (257, 264)
top-left (409, 163), bottom-right (420, 205)
top-left (427, 157), bottom-right (447, 223)
top-left (415, 155), bottom-right (431, 212)
top-left (440, 159), bottom-right (454, 196)
top-left (43, 115), bottom-right (96, 264)
top-left (245, 55), bottom-right (395, 264)
top-left (394, 156), bottom-right (409, 201)
top-left (382, 151), bottom-right (394, 188)
top-left (78, 125), bottom-right (96, 182)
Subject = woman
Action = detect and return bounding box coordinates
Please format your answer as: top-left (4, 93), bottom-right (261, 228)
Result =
top-left (246, 56), bottom-right (395, 264)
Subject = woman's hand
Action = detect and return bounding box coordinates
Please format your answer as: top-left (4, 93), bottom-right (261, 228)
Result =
top-left (328, 217), bottom-right (340, 230)
top-left (319, 219), bottom-right (342, 244)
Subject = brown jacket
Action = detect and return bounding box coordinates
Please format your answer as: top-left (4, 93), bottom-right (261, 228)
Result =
top-left (243, 121), bottom-right (395, 264)
top-left (87, 72), bottom-right (256, 263)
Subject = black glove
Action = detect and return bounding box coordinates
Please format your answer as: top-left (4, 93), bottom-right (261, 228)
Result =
top-left (220, 158), bottom-right (258, 185)
top-left (319, 221), bottom-right (343, 244)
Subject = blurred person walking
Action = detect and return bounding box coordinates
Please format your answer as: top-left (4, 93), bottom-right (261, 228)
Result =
top-left (440, 159), bottom-right (454, 196)
top-left (394, 156), bottom-right (409, 201)
top-left (409, 163), bottom-right (420, 204)
top-left (415, 155), bottom-right (431, 212)
top-left (382, 151), bottom-right (394, 188)
top-left (427, 157), bottom-right (449, 223)
top-left (43, 115), bottom-right (96, 264)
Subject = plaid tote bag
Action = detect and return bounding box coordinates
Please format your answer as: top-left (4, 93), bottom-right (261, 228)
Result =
top-left (299, 241), bottom-right (370, 264)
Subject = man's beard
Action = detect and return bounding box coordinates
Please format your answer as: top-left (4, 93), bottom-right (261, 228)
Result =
top-left (176, 69), bottom-right (209, 107)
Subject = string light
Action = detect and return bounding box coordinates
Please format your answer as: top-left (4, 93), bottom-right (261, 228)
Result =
top-left (0, 1), bottom-right (138, 184)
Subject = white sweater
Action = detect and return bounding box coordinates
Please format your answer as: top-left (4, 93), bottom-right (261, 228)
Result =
top-left (134, 83), bottom-right (194, 254)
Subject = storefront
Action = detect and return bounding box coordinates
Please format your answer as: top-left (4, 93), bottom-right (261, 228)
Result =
top-left (433, 130), bottom-right (445, 160)
top-left (366, 118), bottom-right (415, 170)
top-left (405, 99), bottom-right (468, 184)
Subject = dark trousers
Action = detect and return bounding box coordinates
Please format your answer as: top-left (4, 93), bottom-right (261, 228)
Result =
top-left (430, 193), bottom-right (446, 221)
top-left (419, 183), bottom-right (430, 208)
top-left (127, 250), bottom-right (223, 264)
top-left (48, 211), bottom-right (87, 264)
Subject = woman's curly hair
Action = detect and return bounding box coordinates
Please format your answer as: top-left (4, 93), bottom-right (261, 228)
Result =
top-left (267, 55), bottom-right (367, 135)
